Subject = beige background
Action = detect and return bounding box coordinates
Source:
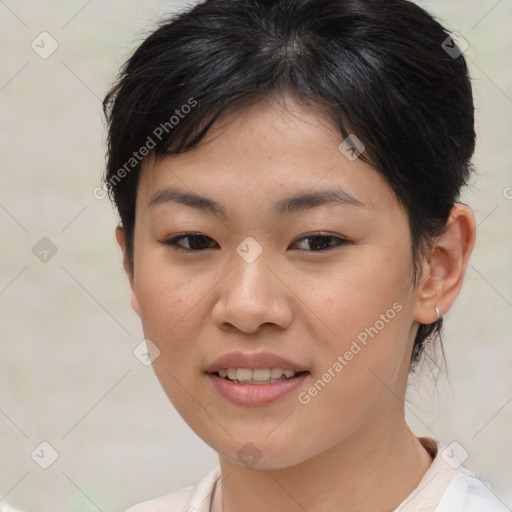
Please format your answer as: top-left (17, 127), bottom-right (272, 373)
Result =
top-left (0, 1), bottom-right (511, 511)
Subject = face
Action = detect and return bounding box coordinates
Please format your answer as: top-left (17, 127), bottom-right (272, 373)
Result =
top-left (122, 94), bottom-right (422, 470)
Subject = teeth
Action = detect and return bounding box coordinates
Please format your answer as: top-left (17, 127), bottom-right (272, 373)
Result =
top-left (270, 368), bottom-right (283, 379)
top-left (236, 368), bottom-right (252, 381)
top-left (217, 368), bottom-right (297, 383)
top-left (252, 369), bottom-right (270, 381)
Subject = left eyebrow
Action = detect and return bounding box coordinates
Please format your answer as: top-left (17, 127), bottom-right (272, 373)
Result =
top-left (148, 186), bottom-right (367, 218)
top-left (274, 188), bottom-right (366, 214)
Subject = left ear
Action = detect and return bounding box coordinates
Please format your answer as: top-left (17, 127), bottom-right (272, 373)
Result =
top-left (413, 203), bottom-right (476, 324)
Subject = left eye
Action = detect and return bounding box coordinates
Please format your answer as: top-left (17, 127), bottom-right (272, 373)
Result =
top-left (292, 234), bottom-right (347, 252)
top-left (161, 233), bottom-right (347, 253)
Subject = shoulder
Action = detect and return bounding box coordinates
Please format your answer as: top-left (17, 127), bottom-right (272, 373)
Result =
top-left (124, 467), bottom-right (221, 512)
top-left (436, 467), bottom-right (509, 512)
top-left (125, 486), bottom-right (194, 512)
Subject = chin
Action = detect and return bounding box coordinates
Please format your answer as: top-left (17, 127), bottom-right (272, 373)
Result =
top-left (203, 429), bottom-right (322, 471)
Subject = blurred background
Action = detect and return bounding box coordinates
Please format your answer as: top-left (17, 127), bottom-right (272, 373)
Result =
top-left (0, 1), bottom-right (511, 510)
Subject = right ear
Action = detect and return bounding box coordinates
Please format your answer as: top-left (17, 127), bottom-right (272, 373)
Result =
top-left (115, 224), bottom-right (141, 317)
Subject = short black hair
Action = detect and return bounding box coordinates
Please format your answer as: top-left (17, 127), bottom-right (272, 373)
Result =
top-left (103, 0), bottom-right (475, 368)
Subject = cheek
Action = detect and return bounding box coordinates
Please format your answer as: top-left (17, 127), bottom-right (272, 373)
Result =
top-left (306, 246), bottom-right (412, 340)
top-left (133, 259), bottom-right (211, 416)
top-left (133, 251), bottom-right (204, 354)
top-left (302, 247), bottom-right (414, 401)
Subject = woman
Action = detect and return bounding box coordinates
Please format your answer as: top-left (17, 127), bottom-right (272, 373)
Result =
top-left (103, 0), bottom-right (508, 510)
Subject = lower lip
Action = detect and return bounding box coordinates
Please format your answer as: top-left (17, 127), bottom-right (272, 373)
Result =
top-left (207, 372), bottom-right (309, 406)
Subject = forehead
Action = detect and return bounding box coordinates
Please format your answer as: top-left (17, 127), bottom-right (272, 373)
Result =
top-left (136, 94), bottom-right (396, 217)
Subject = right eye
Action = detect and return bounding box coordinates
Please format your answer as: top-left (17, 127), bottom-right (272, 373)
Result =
top-left (161, 233), bottom-right (219, 252)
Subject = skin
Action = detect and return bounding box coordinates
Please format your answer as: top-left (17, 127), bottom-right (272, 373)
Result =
top-left (116, 92), bottom-right (476, 512)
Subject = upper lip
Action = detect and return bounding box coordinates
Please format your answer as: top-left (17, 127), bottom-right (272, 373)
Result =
top-left (205, 352), bottom-right (308, 373)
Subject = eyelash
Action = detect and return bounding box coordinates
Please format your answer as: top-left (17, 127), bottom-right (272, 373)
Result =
top-left (160, 232), bottom-right (349, 254)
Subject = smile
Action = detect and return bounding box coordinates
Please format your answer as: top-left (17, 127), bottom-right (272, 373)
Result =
top-left (205, 352), bottom-right (310, 405)
top-left (216, 367), bottom-right (300, 384)
top-left (208, 370), bottom-right (310, 406)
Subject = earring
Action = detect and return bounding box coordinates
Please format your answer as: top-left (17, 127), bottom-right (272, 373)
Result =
top-left (435, 305), bottom-right (441, 320)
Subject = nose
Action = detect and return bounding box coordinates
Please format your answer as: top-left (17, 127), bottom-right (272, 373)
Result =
top-left (211, 251), bottom-right (294, 335)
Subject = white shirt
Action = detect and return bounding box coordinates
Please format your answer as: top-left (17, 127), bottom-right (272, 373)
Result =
top-left (126, 437), bottom-right (509, 512)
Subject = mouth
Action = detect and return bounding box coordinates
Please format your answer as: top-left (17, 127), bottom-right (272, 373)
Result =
top-left (213, 367), bottom-right (309, 385)
top-left (205, 352), bottom-right (310, 406)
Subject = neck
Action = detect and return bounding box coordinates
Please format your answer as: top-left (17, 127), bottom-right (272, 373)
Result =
top-left (218, 418), bottom-right (433, 512)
